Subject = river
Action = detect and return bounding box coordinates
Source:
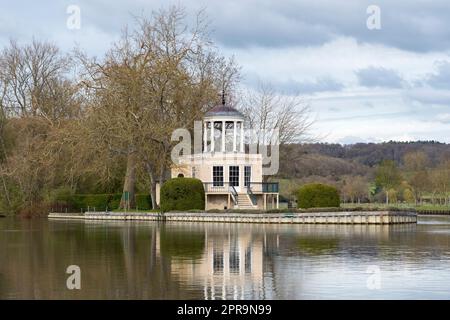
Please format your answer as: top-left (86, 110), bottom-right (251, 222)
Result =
top-left (1, 215), bottom-right (449, 299)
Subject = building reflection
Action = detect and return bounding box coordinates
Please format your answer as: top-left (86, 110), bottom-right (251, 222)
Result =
top-left (160, 226), bottom-right (271, 300)
top-left (1, 217), bottom-right (448, 299)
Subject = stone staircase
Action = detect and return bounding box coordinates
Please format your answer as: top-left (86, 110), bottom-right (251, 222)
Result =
top-left (236, 193), bottom-right (256, 209)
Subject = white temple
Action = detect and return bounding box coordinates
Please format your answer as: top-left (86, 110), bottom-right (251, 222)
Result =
top-left (171, 100), bottom-right (279, 210)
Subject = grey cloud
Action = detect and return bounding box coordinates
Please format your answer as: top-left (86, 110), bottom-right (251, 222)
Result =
top-left (405, 62), bottom-right (450, 105)
top-left (356, 67), bottom-right (403, 88)
top-left (275, 77), bottom-right (344, 94)
top-left (204, 0), bottom-right (450, 53)
top-left (4, 0), bottom-right (450, 54)
top-left (406, 87), bottom-right (450, 106)
top-left (243, 73), bottom-right (344, 94)
top-left (426, 61), bottom-right (450, 89)
top-left (436, 113), bottom-right (450, 124)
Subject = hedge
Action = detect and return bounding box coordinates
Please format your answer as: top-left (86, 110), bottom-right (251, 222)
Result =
top-left (297, 183), bottom-right (340, 209)
top-left (51, 192), bottom-right (152, 211)
top-left (135, 193), bottom-right (152, 210)
top-left (108, 193), bottom-right (122, 210)
top-left (71, 194), bottom-right (110, 211)
top-left (160, 177), bottom-right (205, 212)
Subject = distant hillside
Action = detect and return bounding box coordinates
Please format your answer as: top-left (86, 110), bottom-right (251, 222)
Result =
top-left (278, 141), bottom-right (450, 179)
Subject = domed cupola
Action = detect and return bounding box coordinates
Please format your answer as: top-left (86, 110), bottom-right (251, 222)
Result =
top-left (203, 96), bottom-right (245, 153)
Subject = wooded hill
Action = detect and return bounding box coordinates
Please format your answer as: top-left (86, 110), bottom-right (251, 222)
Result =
top-left (279, 141), bottom-right (450, 179)
top-left (277, 141), bottom-right (450, 203)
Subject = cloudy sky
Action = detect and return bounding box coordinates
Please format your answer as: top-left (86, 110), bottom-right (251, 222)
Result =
top-left (1, 0), bottom-right (450, 144)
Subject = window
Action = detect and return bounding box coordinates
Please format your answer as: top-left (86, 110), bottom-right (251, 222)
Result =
top-left (245, 246), bottom-right (252, 273)
top-left (213, 249), bottom-right (224, 274)
top-left (192, 167), bottom-right (196, 178)
top-left (229, 166), bottom-right (239, 187)
top-left (213, 166), bottom-right (224, 186)
top-left (244, 166), bottom-right (251, 188)
top-left (229, 241), bottom-right (240, 274)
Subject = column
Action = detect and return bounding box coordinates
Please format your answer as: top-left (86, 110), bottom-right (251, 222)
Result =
top-left (221, 121), bottom-right (226, 152)
top-left (210, 121), bottom-right (215, 152)
top-left (233, 121), bottom-right (237, 152)
top-left (240, 121), bottom-right (244, 152)
top-left (276, 194), bottom-right (279, 209)
top-left (203, 121), bottom-right (207, 152)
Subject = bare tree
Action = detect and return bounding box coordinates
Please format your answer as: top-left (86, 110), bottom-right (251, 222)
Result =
top-left (0, 39), bottom-right (71, 119)
top-left (240, 82), bottom-right (313, 181)
top-left (76, 6), bottom-right (239, 209)
top-left (241, 82), bottom-right (313, 146)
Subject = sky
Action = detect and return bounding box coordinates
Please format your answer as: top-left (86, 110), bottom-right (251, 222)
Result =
top-left (1, 0), bottom-right (450, 144)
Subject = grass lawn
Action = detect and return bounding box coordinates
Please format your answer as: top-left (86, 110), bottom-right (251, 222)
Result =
top-left (341, 202), bottom-right (450, 212)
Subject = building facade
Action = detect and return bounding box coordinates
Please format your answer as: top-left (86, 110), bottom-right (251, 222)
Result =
top-left (171, 102), bottom-right (279, 210)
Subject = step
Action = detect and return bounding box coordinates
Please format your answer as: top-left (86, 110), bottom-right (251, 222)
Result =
top-left (235, 194), bottom-right (256, 209)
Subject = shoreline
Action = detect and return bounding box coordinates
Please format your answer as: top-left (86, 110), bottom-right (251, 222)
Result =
top-left (48, 210), bottom-right (417, 224)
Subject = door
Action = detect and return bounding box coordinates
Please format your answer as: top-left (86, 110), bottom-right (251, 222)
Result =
top-left (229, 166), bottom-right (240, 192)
top-left (244, 166), bottom-right (251, 192)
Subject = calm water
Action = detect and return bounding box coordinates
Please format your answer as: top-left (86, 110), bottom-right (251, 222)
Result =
top-left (1, 216), bottom-right (450, 299)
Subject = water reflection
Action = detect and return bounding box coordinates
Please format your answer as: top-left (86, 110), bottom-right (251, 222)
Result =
top-left (0, 216), bottom-right (450, 299)
top-left (167, 225), bottom-right (267, 299)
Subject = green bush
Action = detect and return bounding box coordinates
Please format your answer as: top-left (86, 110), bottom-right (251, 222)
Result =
top-left (71, 194), bottom-right (110, 211)
top-left (108, 193), bottom-right (122, 210)
top-left (65, 193), bottom-right (153, 211)
top-left (160, 177), bottom-right (205, 212)
top-left (297, 183), bottom-right (340, 209)
top-left (47, 186), bottom-right (74, 212)
top-left (48, 186), bottom-right (74, 203)
top-left (135, 193), bottom-right (152, 210)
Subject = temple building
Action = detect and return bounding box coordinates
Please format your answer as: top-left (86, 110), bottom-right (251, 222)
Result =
top-left (171, 100), bottom-right (279, 210)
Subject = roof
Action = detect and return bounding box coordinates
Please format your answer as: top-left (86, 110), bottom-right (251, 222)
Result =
top-left (204, 104), bottom-right (244, 119)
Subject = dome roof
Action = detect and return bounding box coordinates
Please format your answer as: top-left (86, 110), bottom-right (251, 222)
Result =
top-left (204, 104), bottom-right (244, 119)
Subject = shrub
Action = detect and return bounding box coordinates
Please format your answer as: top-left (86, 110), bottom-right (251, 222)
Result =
top-left (19, 202), bottom-right (49, 218)
top-left (108, 193), bottom-right (122, 210)
top-left (160, 177), bottom-right (205, 212)
top-left (47, 186), bottom-right (75, 212)
top-left (135, 193), bottom-right (152, 210)
top-left (297, 183), bottom-right (340, 209)
top-left (48, 186), bottom-right (74, 203)
top-left (71, 194), bottom-right (110, 211)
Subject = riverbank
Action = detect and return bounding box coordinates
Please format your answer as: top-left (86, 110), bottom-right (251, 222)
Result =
top-left (341, 203), bottom-right (450, 215)
top-left (48, 210), bottom-right (417, 224)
